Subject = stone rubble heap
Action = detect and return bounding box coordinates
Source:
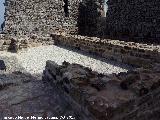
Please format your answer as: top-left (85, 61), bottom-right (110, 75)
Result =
top-left (43, 60), bottom-right (160, 120)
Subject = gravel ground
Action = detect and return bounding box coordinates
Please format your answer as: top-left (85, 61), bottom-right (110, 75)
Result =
top-left (0, 45), bottom-right (134, 75)
top-left (15, 45), bottom-right (133, 75)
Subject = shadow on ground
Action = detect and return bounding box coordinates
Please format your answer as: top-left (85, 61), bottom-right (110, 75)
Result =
top-left (0, 55), bottom-right (77, 119)
top-left (0, 71), bottom-right (77, 119)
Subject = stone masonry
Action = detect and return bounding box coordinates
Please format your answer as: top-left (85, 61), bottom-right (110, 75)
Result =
top-left (0, 0), bottom-right (160, 119)
top-left (2, 0), bottom-right (106, 50)
top-left (106, 0), bottom-right (160, 43)
top-left (0, 34), bottom-right (53, 52)
top-left (78, 0), bottom-right (106, 36)
top-left (43, 60), bottom-right (160, 120)
top-left (4, 0), bottom-right (80, 36)
top-left (2, 0), bottom-right (160, 44)
top-left (51, 33), bottom-right (160, 68)
top-left (4, 0), bottom-right (106, 37)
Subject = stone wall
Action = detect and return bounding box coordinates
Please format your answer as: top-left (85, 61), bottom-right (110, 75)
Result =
top-left (51, 33), bottom-right (160, 68)
top-left (0, 34), bottom-right (13, 51)
top-left (42, 60), bottom-right (160, 120)
top-left (78, 0), bottom-right (106, 36)
top-left (3, 0), bottom-right (160, 44)
top-left (4, 0), bottom-right (106, 38)
top-left (0, 34), bottom-right (53, 52)
top-left (106, 0), bottom-right (160, 43)
top-left (4, 0), bottom-right (80, 36)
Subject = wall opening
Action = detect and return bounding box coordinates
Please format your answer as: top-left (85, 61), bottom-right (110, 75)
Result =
top-left (63, 0), bottom-right (69, 17)
top-left (104, 0), bottom-right (108, 17)
top-left (0, 0), bottom-right (5, 32)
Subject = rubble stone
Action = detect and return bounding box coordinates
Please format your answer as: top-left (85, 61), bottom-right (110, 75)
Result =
top-left (43, 60), bottom-right (160, 120)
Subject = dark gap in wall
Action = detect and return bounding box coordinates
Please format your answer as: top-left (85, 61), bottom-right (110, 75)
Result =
top-left (63, 0), bottom-right (69, 17)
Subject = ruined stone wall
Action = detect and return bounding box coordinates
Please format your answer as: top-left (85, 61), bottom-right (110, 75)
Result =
top-left (78, 0), bottom-right (106, 36)
top-left (0, 34), bottom-right (13, 51)
top-left (106, 0), bottom-right (160, 43)
top-left (4, 0), bottom-right (80, 36)
top-left (51, 33), bottom-right (160, 68)
top-left (117, 88), bottom-right (160, 120)
top-left (0, 33), bottom-right (53, 52)
top-left (43, 60), bottom-right (160, 120)
top-left (3, 0), bottom-right (160, 44)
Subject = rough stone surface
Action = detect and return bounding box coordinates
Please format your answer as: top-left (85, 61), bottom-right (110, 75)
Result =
top-left (0, 33), bottom-right (53, 52)
top-left (0, 0), bottom-right (159, 119)
top-left (3, 0), bottom-right (160, 44)
top-left (106, 0), bottom-right (160, 43)
top-left (0, 72), bottom-right (78, 120)
top-left (0, 49), bottom-right (132, 120)
top-left (51, 33), bottom-right (160, 68)
top-left (78, 0), bottom-right (106, 36)
top-left (43, 60), bottom-right (160, 120)
top-left (4, 0), bottom-right (80, 36)
top-left (4, 0), bottom-right (106, 37)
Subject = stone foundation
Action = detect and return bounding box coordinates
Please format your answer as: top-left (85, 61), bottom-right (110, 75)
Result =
top-left (51, 33), bottom-right (160, 68)
top-left (0, 34), bottom-right (53, 52)
top-left (43, 60), bottom-right (160, 120)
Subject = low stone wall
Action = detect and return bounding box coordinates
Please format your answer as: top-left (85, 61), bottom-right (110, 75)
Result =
top-left (43, 60), bottom-right (160, 120)
top-left (0, 34), bottom-right (20, 52)
top-left (51, 33), bottom-right (160, 68)
top-left (0, 34), bottom-right (54, 52)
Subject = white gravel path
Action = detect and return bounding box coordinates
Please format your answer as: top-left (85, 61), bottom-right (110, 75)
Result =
top-left (15, 45), bottom-right (133, 75)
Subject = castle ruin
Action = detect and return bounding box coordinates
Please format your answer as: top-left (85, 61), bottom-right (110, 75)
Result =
top-left (0, 0), bottom-right (159, 120)
top-left (3, 0), bottom-right (160, 44)
top-left (106, 0), bottom-right (160, 43)
top-left (4, 0), bottom-right (106, 36)
top-left (4, 0), bottom-right (80, 36)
